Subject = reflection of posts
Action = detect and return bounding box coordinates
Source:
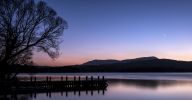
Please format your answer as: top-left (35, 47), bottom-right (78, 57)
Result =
top-left (0, 75), bottom-right (107, 97)
top-left (61, 91), bottom-right (63, 96)
top-left (46, 92), bottom-right (48, 97)
top-left (86, 89), bottom-right (88, 95)
top-left (91, 89), bottom-right (93, 96)
top-left (66, 91), bottom-right (68, 97)
top-left (1, 94), bottom-right (31, 100)
top-left (86, 78), bottom-right (88, 95)
top-left (91, 76), bottom-right (93, 96)
top-left (86, 76), bottom-right (88, 92)
top-left (74, 89), bottom-right (76, 95)
top-left (103, 89), bottom-right (105, 95)
top-left (78, 90), bottom-right (80, 96)
top-left (98, 89), bottom-right (100, 94)
top-left (49, 92), bottom-right (51, 98)
top-left (98, 76), bottom-right (100, 94)
top-left (74, 76), bottom-right (76, 95)
top-left (34, 93), bottom-right (36, 99)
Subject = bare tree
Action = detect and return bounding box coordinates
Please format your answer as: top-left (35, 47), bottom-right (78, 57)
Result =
top-left (0, 0), bottom-right (67, 79)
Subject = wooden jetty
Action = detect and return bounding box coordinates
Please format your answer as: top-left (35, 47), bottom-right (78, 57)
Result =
top-left (0, 76), bottom-right (108, 95)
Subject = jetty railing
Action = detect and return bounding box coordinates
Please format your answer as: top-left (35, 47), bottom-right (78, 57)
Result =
top-left (0, 76), bottom-right (108, 95)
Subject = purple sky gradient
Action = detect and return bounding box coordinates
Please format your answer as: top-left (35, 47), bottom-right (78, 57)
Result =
top-left (33, 0), bottom-right (192, 66)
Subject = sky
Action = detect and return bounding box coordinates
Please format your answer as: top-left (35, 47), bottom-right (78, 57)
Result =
top-left (33, 0), bottom-right (192, 66)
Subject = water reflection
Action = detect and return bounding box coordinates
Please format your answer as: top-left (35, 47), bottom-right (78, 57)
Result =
top-left (107, 79), bottom-right (192, 100)
top-left (108, 79), bottom-right (192, 89)
top-left (0, 89), bottom-right (106, 100)
top-left (2, 79), bottom-right (192, 100)
top-left (0, 94), bottom-right (31, 100)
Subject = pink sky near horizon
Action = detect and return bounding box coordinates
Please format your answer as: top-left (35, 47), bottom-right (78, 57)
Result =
top-left (33, 50), bottom-right (192, 66)
top-left (32, 0), bottom-right (192, 66)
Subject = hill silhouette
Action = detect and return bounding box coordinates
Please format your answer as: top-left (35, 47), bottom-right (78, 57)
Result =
top-left (83, 56), bottom-right (158, 65)
top-left (10, 56), bottom-right (192, 73)
top-left (83, 59), bottom-right (119, 65)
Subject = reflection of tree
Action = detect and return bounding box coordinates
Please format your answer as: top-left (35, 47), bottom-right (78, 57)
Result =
top-left (0, 94), bottom-right (31, 100)
top-left (108, 79), bottom-right (192, 89)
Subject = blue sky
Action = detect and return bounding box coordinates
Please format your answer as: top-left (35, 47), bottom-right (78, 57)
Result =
top-left (34, 0), bottom-right (192, 66)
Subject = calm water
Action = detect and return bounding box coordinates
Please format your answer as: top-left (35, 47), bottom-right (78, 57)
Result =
top-left (3, 73), bottom-right (192, 100)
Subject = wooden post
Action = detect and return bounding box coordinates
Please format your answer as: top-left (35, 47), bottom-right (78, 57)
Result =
top-left (102, 76), bottom-right (104, 81)
top-left (49, 77), bottom-right (51, 82)
top-left (97, 76), bottom-right (100, 86)
top-left (91, 76), bottom-right (93, 81)
top-left (30, 76), bottom-right (33, 82)
top-left (34, 76), bottom-right (36, 82)
top-left (61, 76), bottom-right (63, 81)
top-left (74, 76), bottom-right (76, 88)
top-left (91, 76), bottom-right (93, 87)
top-left (46, 76), bottom-right (48, 88)
top-left (78, 76), bottom-right (81, 88)
top-left (102, 76), bottom-right (105, 87)
top-left (66, 76), bottom-right (68, 88)
top-left (66, 76), bottom-right (68, 81)
top-left (34, 76), bottom-right (36, 89)
top-left (86, 76), bottom-right (88, 81)
top-left (49, 77), bottom-right (52, 88)
top-left (46, 76), bottom-right (48, 82)
top-left (85, 76), bottom-right (88, 89)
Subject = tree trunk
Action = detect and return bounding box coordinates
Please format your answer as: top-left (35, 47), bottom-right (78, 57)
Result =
top-left (0, 62), bottom-right (11, 81)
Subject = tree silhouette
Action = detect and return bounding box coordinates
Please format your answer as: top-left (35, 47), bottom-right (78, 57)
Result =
top-left (0, 0), bottom-right (67, 79)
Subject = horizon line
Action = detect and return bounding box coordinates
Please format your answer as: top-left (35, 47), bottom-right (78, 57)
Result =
top-left (34, 56), bottom-right (192, 67)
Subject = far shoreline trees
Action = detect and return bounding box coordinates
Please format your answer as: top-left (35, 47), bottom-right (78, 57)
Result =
top-left (0, 0), bottom-right (67, 80)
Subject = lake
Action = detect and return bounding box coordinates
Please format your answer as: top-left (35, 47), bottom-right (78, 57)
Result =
top-left (2, 73), bottom-right (192, 100)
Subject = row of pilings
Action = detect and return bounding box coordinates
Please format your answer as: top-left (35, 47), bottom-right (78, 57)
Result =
top-left (0, 76), bottom-right (108, 95)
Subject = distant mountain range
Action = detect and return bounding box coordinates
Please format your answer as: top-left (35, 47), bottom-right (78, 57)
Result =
top-left (83, 56), bottom-right (158, 65)
top-left (10, 56), bottom-right (192, 73)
